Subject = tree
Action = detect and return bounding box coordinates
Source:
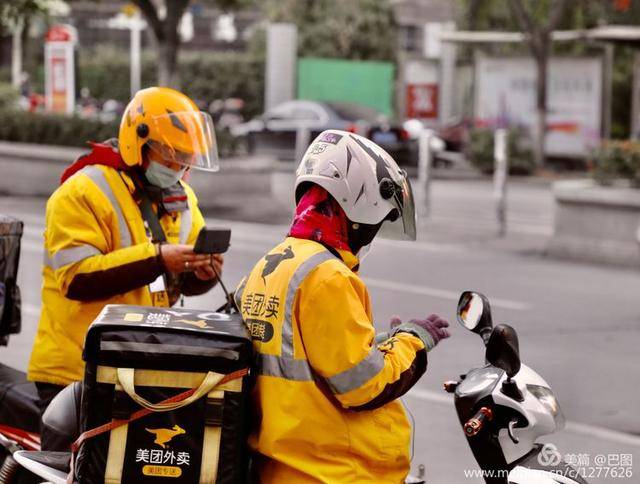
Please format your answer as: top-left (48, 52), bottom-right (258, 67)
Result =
top-left (458, 0), bottom-right (640, 144)
top-left (458, 0), bottom-right (602, 164)
top-left (508, 0), bottom-right (569, 167)
top-left (131, 0), bottom-right (246, 87)
top-left (262, 0), bottom-right (397, 62)
top-left (0, 0), bottom-right (45, 27)
top-left (0, 0), bottom-right (51, 88)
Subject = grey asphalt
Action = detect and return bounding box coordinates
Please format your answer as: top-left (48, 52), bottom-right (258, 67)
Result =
top-left (1, 177), bottom-right (638, 483)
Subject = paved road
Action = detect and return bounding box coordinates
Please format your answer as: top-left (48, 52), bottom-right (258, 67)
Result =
top-left (1, 178), bottom-right (638, 483)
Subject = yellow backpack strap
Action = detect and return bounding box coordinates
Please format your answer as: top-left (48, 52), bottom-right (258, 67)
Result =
top-left (105, 379), bottom-right (128, 484)
top-left (116, 368), bottom-right (223, 412)
top-left (198, 390), bottom-right (224, 484)
top-left (199, 375), bottom-right (244, 483)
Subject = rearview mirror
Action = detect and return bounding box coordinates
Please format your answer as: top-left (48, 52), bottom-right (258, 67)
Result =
top-left (486, 324), bottom-right (521, 379)
top-left (457, 291), bottom-right (493, 343)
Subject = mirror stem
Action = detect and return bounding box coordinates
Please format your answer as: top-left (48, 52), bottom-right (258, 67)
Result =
top-left (480, 327), bottom-right (492, 346)
top-left (501, 379), bottom-right (524, 402)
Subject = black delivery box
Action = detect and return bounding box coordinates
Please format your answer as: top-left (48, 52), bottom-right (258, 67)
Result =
top-left (75, 305), bottom-right (252, 484)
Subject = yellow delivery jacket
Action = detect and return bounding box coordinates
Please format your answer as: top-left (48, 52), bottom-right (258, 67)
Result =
top-left (236, 237), bottom-right (428, 483)
top-left (28, 165), bottom-right (205, 386)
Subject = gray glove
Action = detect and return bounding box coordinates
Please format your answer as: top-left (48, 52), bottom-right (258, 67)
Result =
top-left (374, 316), bottom-right (403, 344)
top-left (391, 314), bottom-right (450, 351)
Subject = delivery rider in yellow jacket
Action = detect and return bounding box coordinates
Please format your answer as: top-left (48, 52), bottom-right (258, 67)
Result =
top-left (28, 88), bottom-right (223, 444)
top-left (235, 130), bottom-right (451, 482)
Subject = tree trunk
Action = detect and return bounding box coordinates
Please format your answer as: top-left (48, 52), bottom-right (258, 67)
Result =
top-left (133, 0), bottom-right (187, 89)
top-left (21, 17), bottom-right (31, 73)
top-left (156, 27), bottom-right (182, 88)
top-left (157, 40), bottom-right (179, 87)
top-left (157, 0), bottom-right (187, 88)
top-left (11, 20), bottom-right (23, 89)
top-left (507, 0), bottom-right (569, 168)
top-left (534, 52), bottom-right (548, 167)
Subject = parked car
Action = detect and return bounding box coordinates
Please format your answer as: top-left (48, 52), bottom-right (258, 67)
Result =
top-left (437, 117), bottom-right (471, 152)
top-left (232, 100), bottom-right (417, 166)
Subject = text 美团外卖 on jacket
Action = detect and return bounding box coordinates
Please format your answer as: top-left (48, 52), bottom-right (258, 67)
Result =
top-left (235, 236), bottom-right (428, 483)
top-left (28, 164), bottom-right (206, 386)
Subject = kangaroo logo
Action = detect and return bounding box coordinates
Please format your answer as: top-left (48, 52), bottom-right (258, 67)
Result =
top-left (261, 246), bottom-right (294, 281)
top-left (145, 424), bottom-right (186, 449)
top-left (174, 319), bottom-right (209, 329)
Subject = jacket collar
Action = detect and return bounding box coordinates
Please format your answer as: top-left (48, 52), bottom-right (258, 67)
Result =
top-left (336, 248), bottom-right (360, 272)
top-left (289, 237), bottom-right (360, 272)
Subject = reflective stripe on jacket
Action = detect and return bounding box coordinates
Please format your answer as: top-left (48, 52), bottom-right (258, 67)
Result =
top-left (28, 165), bottom-right (205, 386)
top-left (236, 237), bottom-right (427, 483)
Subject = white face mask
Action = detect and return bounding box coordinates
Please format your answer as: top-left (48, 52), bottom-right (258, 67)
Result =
top-left (145, 161), bottom-right (186, 188)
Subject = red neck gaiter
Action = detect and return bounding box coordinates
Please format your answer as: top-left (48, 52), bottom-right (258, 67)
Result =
top-left (60, 139), bottom-right (128, 184)
top-left (288, 185), bottom-right (350, 252)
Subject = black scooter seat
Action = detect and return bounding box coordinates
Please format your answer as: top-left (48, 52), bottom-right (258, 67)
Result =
top-left (0, 363), bottom-right (40, 433)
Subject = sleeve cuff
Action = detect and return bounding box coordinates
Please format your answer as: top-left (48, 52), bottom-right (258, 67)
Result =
top-left (392, 323), bottom-right (435, 351)
top-left (374, 331), bottom-right (391, 345)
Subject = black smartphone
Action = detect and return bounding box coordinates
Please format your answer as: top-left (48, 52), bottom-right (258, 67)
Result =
top-left (193, 228), bottom-right (231, 254)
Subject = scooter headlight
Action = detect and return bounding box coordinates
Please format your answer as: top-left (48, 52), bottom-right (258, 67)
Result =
top-left (527, 384), bottom-right (566, 430)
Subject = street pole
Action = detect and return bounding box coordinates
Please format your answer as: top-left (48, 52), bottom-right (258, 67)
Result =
top-left (130, 11), bottom-right (142, 97)
top-left (265, 23), bottom-right (297, 112)
top-left (494, 129), bottom-right (508, 237)
top-left (631, 51), bottom-right (640, 140)
top-left (438, 23), bottom-right (457, 127)
top-left (11, 21), bottom-right (23, 90)
top-left (418, 128), bottom-right (433, 217)
top-left (603, 43), bottom-right (614, 140)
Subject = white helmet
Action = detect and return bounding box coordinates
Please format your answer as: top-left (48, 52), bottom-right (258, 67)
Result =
top-left (295, 130), bottom-right (416, 240)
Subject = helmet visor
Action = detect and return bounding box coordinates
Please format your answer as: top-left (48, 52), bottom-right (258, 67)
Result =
top-left (147, 111), bottom-right (219, 172)
top-left (378, 175), bottom-right (417, 241)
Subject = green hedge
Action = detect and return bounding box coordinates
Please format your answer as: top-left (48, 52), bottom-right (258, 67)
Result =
top-left (0, 108), bottom-right (240, 156)
top-left (0, 109), bottom-right (119, 147)
top-left (468, 128), bottom-right (535, 175)
top-left (28, 46), bottom-right (265, 119)
top-left (591, 140), bottom-right (640, 188)
top-left (0, 83), bottom-right (19, 111)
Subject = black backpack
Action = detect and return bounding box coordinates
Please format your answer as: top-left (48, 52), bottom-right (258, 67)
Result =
top-left (0, 215), bottom-right (23, 346)
top-left (75, 305), bottom-right (253, 483)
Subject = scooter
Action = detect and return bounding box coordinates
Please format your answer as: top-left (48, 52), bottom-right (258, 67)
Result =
top-left (445, 291), bottom-right (588, 484)
top-left (10, 290), bottom-right (587, 484)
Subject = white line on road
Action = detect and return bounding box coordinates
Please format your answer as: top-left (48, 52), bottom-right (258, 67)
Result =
top-left (564, 421), bottom-right (640, 448)
top-left (228, 241), bottom-right (268, 254)
top-left (427, 216), bottom-right (553, 237)
top-left (22, 226), bottom-right (43, 238)
top-left (219, 223), bottom-right (465, 254)
top-left (406, 388), bottom-right (640, 448)
top-left (406, 387), bottom-right (453, 406)
top-left (228, 242), bottom-right (529, 311)
top-left (23, 304), bottom-right (40, 318)
top-left (374, 238), bottom-right (465, 254)
top-left (21, 240), bottom-right (42, 252)
top-left (364, 277), bottom-right (531, 312)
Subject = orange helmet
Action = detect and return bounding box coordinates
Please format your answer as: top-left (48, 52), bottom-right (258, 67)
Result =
top-left (119, 87), bottom-right (219, 171)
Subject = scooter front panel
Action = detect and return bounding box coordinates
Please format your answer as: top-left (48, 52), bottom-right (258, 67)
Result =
top-left (492, 365), bottom-right (558, 464)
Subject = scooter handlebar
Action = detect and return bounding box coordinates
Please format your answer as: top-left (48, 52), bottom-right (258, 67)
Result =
top-left (464, 406), bottom-right (493, 437)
